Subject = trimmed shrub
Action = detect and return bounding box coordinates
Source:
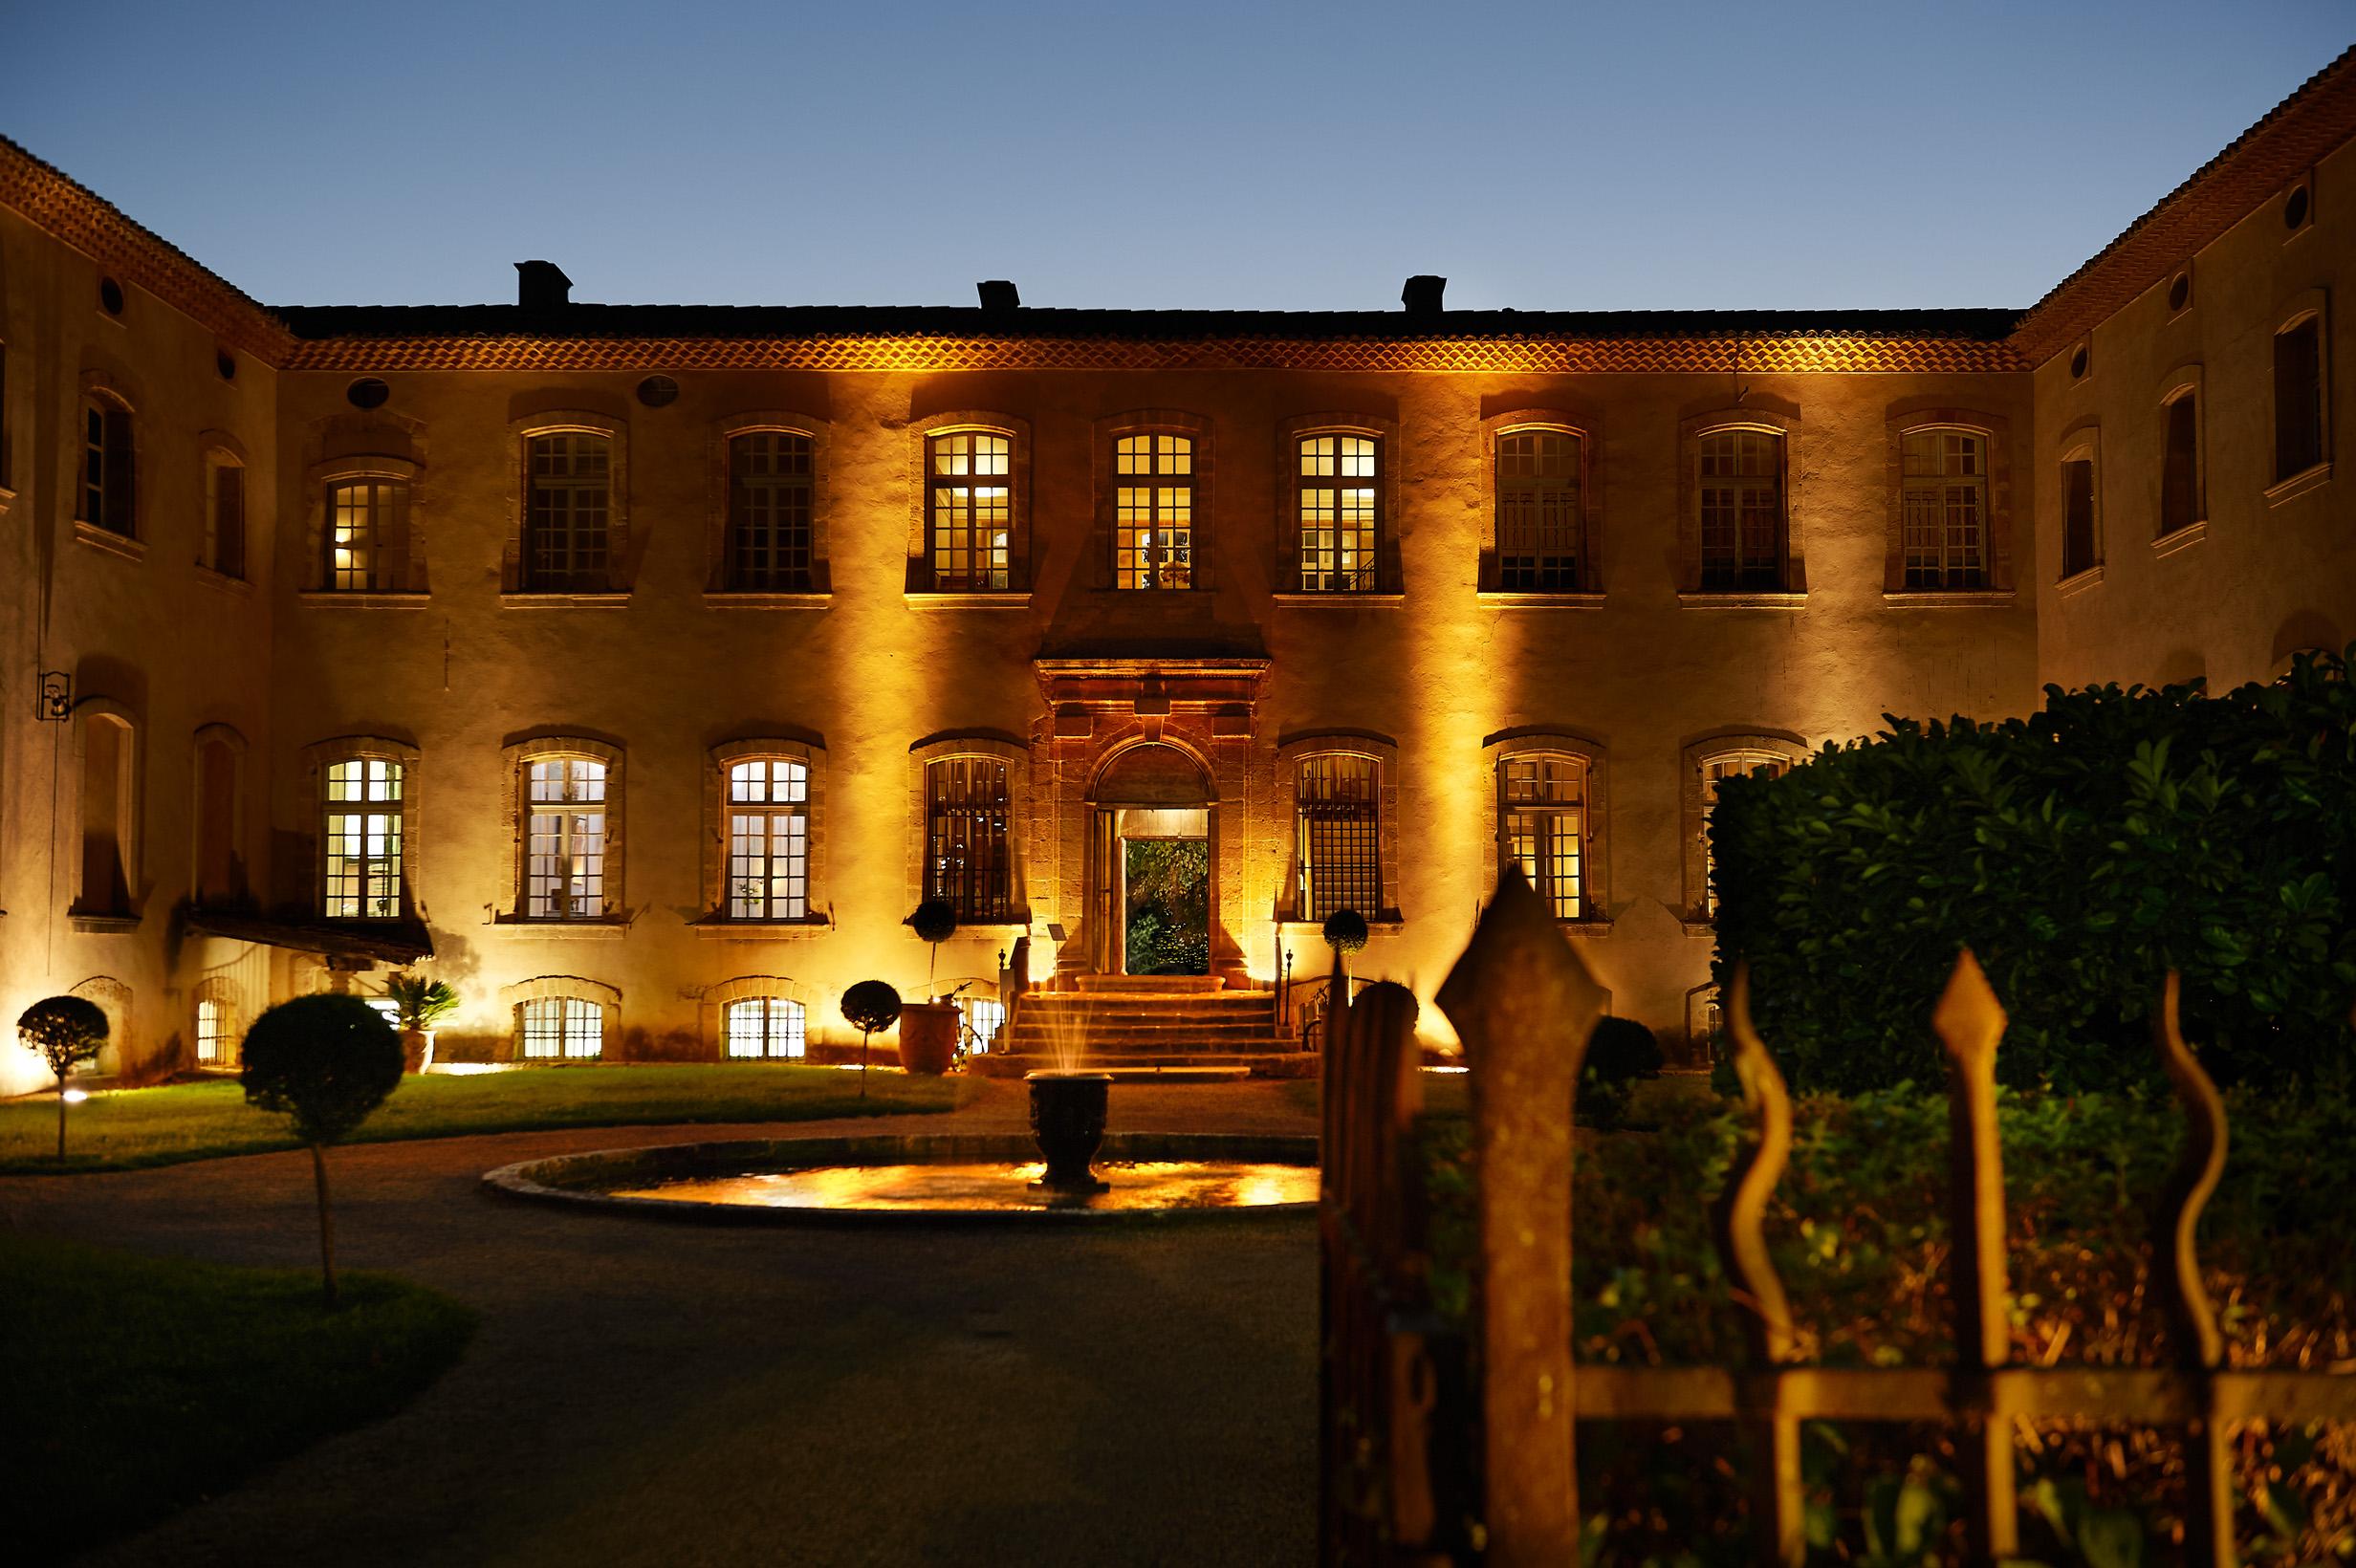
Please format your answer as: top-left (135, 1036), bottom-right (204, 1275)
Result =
top-left (1709, 648), bottom-right (2356, 1093)
top-left (17, 996), bottom-right (109, 1160)
top-left (841, 980), bottom-right (902, 1099)
top-left (241, 994), bottom-right (405, 1304)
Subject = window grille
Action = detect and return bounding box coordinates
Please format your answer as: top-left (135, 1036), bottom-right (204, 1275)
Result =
top-left (2161, 395), bottom-right (2201, 535)
top-left (327, 479), bottom-right (408, 591)
top-left (524, 432), bottom-right (611, 590)
top-left (195, 997), bottom-right (233, 1065)
top-left (2061, 457), bottom-right (2098, 577)
top-left (2275, 316), bottom-right (2324, 481)
top-left (1496, 430), bottom-right (1582, 590)
top-left (961, 996), bottom-right (1006, 1055)
top-left (927, 432), bottom-right (1012, 590)
top-left (927, 757), bottom-right (1012, 922)
top-left (727, 759), bottom-right (808, 919)
top-left (1298, 435), bottom-right (1379, 592)
top-left (724, 996), bottom-right (806, 1059)
top-left (1114, 434), bottom-right (1193, 589)
top-left (1699, 751), bottom-right (1790, 917)
top-left (1900, 429), bottom-right (1987, 588)
top-left (520, 996), bottom-right (602, 1059)
top-left (1697, 429), bottom-right (1783, 589)
top-left (1298, 754), bottom-right (1381, 920)
top-left (727, 431), bottom-right (814, 590)
top-left (525, 758), bottom-right (606, 919)
top-left (322, 758), bottom-right (403, 919)
top-left (1501, 754), bottom-right (1586, 919)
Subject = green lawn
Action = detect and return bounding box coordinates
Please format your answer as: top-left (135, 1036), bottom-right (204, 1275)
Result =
top-left (0, 1065), bottom-right (978, 1174)
top-left (0, 1230), bottom-right (477, 1565)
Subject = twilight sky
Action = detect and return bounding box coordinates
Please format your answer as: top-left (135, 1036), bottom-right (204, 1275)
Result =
top-left (8, 1), bottom-right (2349, 313)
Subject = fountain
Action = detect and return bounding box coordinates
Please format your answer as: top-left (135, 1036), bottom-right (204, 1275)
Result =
top-left (1025, 1071), bottom-right (1111, 1193)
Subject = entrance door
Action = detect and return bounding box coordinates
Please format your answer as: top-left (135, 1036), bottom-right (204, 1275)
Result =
top-left (1123, 833), bottom-right (1209, 975)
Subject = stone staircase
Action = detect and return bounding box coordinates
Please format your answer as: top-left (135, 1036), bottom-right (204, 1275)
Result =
top-left (972, 974), bottom-right (1314, 1079)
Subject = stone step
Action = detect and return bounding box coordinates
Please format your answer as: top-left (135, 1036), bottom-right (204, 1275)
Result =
top-left (1018, 1001), bottom-right (1278, 1019)
top-left (971, 1052), bottom-right (1319, 1080)
top-left (1001, 1024), bottom-right (1290, 1044)
top-left (1070, 974), bottom-right (1232, 993)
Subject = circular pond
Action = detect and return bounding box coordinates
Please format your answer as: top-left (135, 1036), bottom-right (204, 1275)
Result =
top-left (481, 1132), bottom-right (1320, 1226)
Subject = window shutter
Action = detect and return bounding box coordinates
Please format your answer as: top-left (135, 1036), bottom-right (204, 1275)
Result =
top-left (102, 409), bottom-right (135, 535)
top-left (215, 466), bottom-right (246, 577)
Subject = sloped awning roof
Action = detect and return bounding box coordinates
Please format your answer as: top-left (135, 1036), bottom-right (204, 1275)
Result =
top-left (184, 910), bottom-right (432, 965)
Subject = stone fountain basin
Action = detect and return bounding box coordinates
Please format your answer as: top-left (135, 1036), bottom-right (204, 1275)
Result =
top-left (481, 1132), bottom-right (1319, 1227)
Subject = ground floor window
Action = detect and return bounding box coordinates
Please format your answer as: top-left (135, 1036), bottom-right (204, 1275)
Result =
top-left (195, 996), bottom-right (233, 1065)
top-left (1296, 753), bottom-right (1381, 921)
top-left (724, 996), bottom-right (806, 1059)
top-left (960, 996), bottom-right (1006, 1055)
top-left (520, 996), bottom-right (602, 1059)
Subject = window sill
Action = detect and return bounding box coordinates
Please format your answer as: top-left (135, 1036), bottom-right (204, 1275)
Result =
top-left (703, 592), bottom-right (831, 610)
top-left (1881, 589), bottom-right (2018, 608)
top-left (1272, 593), bottom-right (1407, 608)
top-left (691, 918), bottom-right (834, 940)
top-left (2056, 564), bottom-right (2105, 599)
top-left (1477, 591), bottom-right (1605, 608)
top-left (0, 484), bottom-right (16, 517)
top-left (904, 593), bottom-right (1033, 610)
top-left (501, 592), bottom-right (631, 609)
top-left (1559, 918), bottom-right (1616, 938)
top-left (69, 912), bottom-right (142, 934)
top-left (2152, 520), bottom-right (2209, 557)
top-left (1276, 914), bottom-right (1406, 937)
top-left (1681, 919), bottom-right (1717, 938)
top-left (74, 519), bottom-right (145, 561)
top-left (491, 918), bottom-right (630, 939)
top-left (195, 565), bottom-right (254, 597)
top-left (2265, 461), bottom-right (2331, 507)
top-left (299, 590), bottom-right (432, 608)
top-left (1677, 592), bottom-right (1805, 610)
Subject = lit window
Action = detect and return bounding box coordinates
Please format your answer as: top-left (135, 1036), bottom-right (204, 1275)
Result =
top-left (1298, 435), bottom-right (1379, 593)
top-left (727, 759), bottom-right (809, 920)
top-left (195, 996), bottom-right (233, 1065)
top-left (1496, 430), bottom-right (1582, 590)
top-left (2061, 456), bottom-right (2099, 577)
top-left (526, 759), bottom-right (607, 919)
top-left (1500, 754), bottom-right (1586, 920)
top-left (1114, 434), bottom-right (1193, 589)
top-left (81, 397), bottom-right (135, 536)
top-left (1297, 754), bottom-right (1379, 921)
top-left (1899, 429), bottom-right (1987, 589)
top-left (1698, 751), bottom-right (1789, 917)
top-left (520, 996), bottom-right (602, 1059)
top-left (960, 996), bottom-right (1006, 1055)
top-left (724, 996), bottom-right (806, 1059)
top-left (927, 432), bottom-right (1011, 590)
top-left (2275, 316), bottom-right (2325, 482)
top-left (1697, 429), bottom-right (1783, 590)
top-left (524, 432), bottom-right (611, 590)
top-left (323, 758), bottom-right (404, 919)
top-left (2161, 393), bottom-right (2201, 535)
top-left (727, 431), bottom-right (814, 590)
top-left (926, 757), bottom-right (1012, 922)
top-left (326, 479), bottom-right (409, 592)
top-left (205, 458), bottom-right (246, 578)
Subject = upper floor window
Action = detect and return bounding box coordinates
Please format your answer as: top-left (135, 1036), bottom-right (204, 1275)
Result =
top-left (1499, 752), bottom-right (1588, 920)
top-left (1496, 429), bottom-right (1582, 591)
top-left (727, 430), bottom-right (814, 591)
top-left (1696, 429), bottom-right (1783, 590)
top-left (727, 759), bottom-right (809, 920)
top-left (1697, 749), bottom-right (1792, 918)
top-left (524, 432), bottom-right (611, 590)
top-left (75, 710), bottom-right (136, 918)
top-left (1298, 435), bottom-right (1379, 593)
top-left (2161, 391), bottom-right (2202, 536)
top-left (1296, 753), bottom-right (1380, 921)
top-left (2061, 454), bottom-right (2099, 577)
top-left (323, 758), bottom-right (404, 919)
top-left (204, 454), bottom-right (246, 579)
top-left (926, 756), bottom-right (1013, 922)
top-left (326, 478), bottom-right (411, 591)
top-left (519, 995), bottom-right (603, 1060)
top-left (1114, 434), bottom-right (1194, 590)
top-left (2275, 314), bottom-right (2326, 484)
top-left (927, 431), bottom-right (1012, 591)
top-left (1899, 428), bottom-right (1987, 589)
top-left (525, 758), bottom-right (607, 919)
top-left (193, 727), bottom-right (244, 905)
top-left (81, 396), bottom-right (135, 537)
top-left (724, 996), bottom-right (807, 1059)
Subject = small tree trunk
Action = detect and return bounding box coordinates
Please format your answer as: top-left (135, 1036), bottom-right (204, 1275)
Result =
top-left (56, 1070), bottom-right (68, 1161)
top-left (311, 1143), bottom-right (339, 1307)
top-left (860, 1029), bottom-right (870, 1098)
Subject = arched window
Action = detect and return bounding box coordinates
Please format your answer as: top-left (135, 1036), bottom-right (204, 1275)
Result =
top-left (1295, 752), bottom-right (1381, 920)
top-left (524, 757), bottom-right (608, 919)
top-left (1495, 428), bottom-right (1583, 590)
top-left (2160, 388), bottom-right (2202, 537)
top-left (323, 756), bottom-right (404, 919)
top-left (195, 994), bottom-right (236, 1066)
top-left (1693, 747), bottom-right (1795, 918)
top-left (1498, 751), bottom-right (1590, 920)
top-left (204, 451), bottom-right (246, 578)
top-left (926, 756), bottom-right (1013, 922)
top-left (723, 996), bottom-right (807, 1059)
top-left (192, 727), bottom-right (244, 905)
top-left (325, 476), bottom-right (410, 591)
top-left (76, 711), bottom-right (136, 918)
top-left (726, 758), bottom-right (809, 920)
top-left (2275, 312), bottom-right (2326, 484)
top-left (1696, 428), bottom-right (1784, 590)
top-left (1899, 428), bottom-right (1987, 588)
top-left (1113, 433), bottom-right (1193, 589)
top-left (524, 431), bottom-right (612, 590)
top-left (2060, 445), bottom-right (2100, 578)
top-left (80, 394), bottom-right (135, 537)
top-left (519, 995), bottom-right (603, 1059)
top-left (726, 430), bottom-right (814, 590)
top-left (1297, 434), bottom-right (1380, 593)
top-left (926, 430), bottom-right (1012, 590)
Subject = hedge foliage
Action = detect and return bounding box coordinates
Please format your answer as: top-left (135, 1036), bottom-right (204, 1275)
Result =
top-left (1709, 646), bottom-right (2356, 1093)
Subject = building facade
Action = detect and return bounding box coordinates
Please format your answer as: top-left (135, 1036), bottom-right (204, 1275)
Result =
top-left (2, 51), bottom-right (2351, 1091)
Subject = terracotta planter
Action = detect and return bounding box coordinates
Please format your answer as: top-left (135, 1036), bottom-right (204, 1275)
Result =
top-left (896, 1002), bottom-right (959, 1077)
top-left (401, 1028), bottom-right (436, 1075)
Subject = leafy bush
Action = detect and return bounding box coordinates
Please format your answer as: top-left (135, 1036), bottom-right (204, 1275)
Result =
top-left (1321, 908), bottom-right (1369, 954)
top-left (841, 980), bottom-right (902, 1099)
top-left (242, 994), bottom-right (405, 1304)
top-left (383, 972), bottom-right (459, 1032)
top-left (16, 996), bottom-right (109, 1160)
top-left (1710, 647), bottom-right (2356, 1093)
top-left (1580, 1017), bottom-right (1665, 1129)
top-left (905, 902), bottom-right (957, 984)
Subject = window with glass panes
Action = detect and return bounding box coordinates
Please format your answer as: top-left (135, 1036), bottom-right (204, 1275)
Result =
top-left (195, 997), bottom-right (233, 1065)
top-left (1699, 751), bottom-right (1789, 917)
top-left (1500, 754), bottom-right (1587, 919)
top-left (727, 759), bottom-right (808, 919)
top-left (1297, 754), bottom-right (1380, 920)
top-left (927, 431), bottom-right (1011, 590)
top-left (206, 460), bottom-right (246, 578)
top-left (327, 479), bottom-right (407, 591)
top-left (1496, 430), bottom-right (1582, 590)
top-left (926, 757), bottom-right (1012, 922)
top-left (2061, 456), bottom-right (2098, 577)
top-left (1113, 434), bottom-right (1193, 589)
top-left (1697, 429), bottom-right (1783, 589)
top-left (961, 996), bottom-right (1006, 1055)
top-left (82, 399), bottom-right (133, 535)
top-left (1900, 429), bottom-right (1987, 588)
top-left (2275, 316), bottom-right (2324, 482)
top-left (2161, 394), bottom-right (2201, 536)
top-left (519, 996), bottom-right (602, 1059)
top-left (322, 759), bottom-right (403, 919)
top-left (525, 758), bottom-right (606, 919)
top-left (1298, 435), bottom-right (1378, 592)
top-left (524, 432), bottom-right (611, 589)
top-left (724, 996), bottom-right (806, 1059)
top-left (727, 431), bottom-right (814, 589)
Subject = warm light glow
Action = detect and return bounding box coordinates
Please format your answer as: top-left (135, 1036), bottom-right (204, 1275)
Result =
top-left (61, 1088), bottom-right (89, 1103)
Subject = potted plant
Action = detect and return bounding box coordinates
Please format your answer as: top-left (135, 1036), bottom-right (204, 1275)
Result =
top-left (840, 980), bottom-right (903, 1099)
top-left (384, 972), bottom-right (458, 1074)
top-left (898, 902), bottom-right (962, 1076)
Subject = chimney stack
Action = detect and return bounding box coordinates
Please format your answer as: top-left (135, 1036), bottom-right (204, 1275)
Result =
top-left (515, 260), bottom-right (573, 315)
top-left (977, 278), bottom-right (1021, 314)
top-left (1401, 274), bottom-right (1447, 316)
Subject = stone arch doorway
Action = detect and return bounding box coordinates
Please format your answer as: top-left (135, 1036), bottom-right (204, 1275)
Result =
top-left (1087, 743), bottom-right (1216, 977)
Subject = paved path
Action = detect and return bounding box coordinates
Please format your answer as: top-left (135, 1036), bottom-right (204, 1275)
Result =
top-left (1, 1078), bottom-right (1323, 1568)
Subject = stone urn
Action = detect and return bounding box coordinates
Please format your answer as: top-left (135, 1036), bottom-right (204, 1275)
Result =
top-left (896, 1002), bottom-right (959, 1077)
top-left (400, 1028), bottom-right (436, 1076)
top-left (1026, 1071), bottom-right (1111, 1193)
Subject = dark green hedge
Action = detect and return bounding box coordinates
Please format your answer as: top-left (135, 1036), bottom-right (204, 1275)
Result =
top-left (1709, 647), bottom-right (2356, 1092)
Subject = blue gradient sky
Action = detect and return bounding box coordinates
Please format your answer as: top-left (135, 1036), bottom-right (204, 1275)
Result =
top-left (8, 1), bottom-right (2348, 312)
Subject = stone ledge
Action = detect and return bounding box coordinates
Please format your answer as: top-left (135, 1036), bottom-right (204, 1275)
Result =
top-left (74, 519), bottom-right (145, 561)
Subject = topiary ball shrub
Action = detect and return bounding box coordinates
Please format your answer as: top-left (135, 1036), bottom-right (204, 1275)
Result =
top-left (905, 901), bottom-right (957, 984)
top-left (840, 981), bottom-right (903, 1099)
top-left (242, 995), bottom-right (405, 1145)
top-left (1321, 909), bottom-right (1370, 955)
top-left (18, 995), bottom-right (110, 1160)
top-left (1584, 1016), bottom-right (1665, 1084)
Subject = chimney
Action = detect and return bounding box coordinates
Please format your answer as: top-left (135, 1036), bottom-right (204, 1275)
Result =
top-left (977, 278), bottom-right (1020, 315)
top-left (515, 260), bottom-right (573, 315)
top-left (1401, 274), bottom-right (1447, 316)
